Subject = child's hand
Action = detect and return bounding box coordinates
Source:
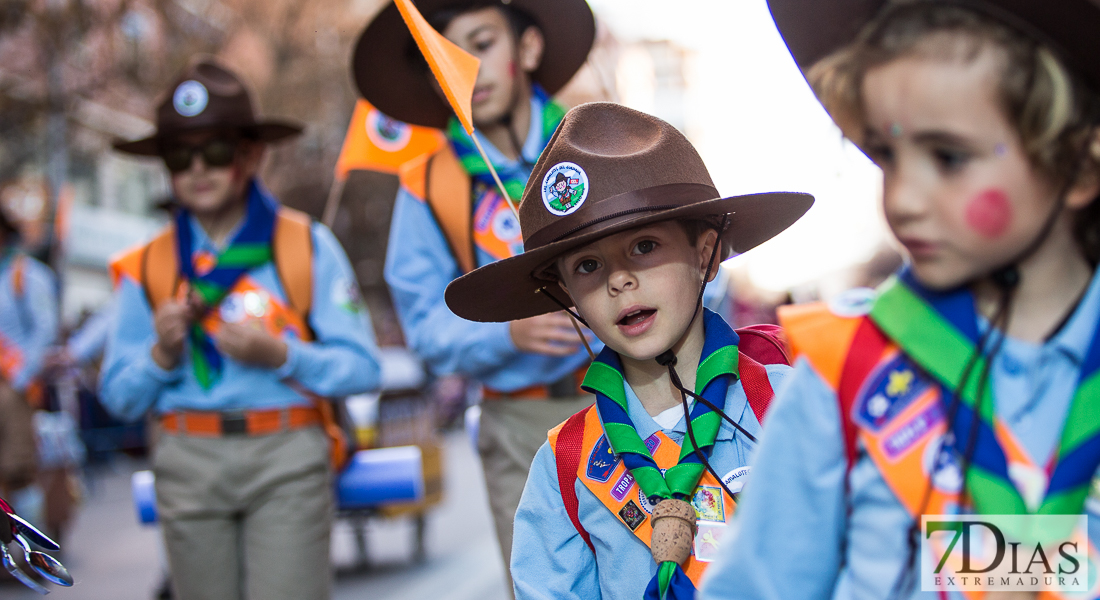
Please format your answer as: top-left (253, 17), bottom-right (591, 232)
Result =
top-left (152, 300), bottom-right (192, 369)
top-left (214, 322), bottom-right (288, 369)
top-left (509, 312), bottom-right (589, 356)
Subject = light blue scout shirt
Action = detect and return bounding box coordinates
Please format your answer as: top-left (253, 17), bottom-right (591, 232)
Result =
top-left (99, 217), bottom-right (381, 422)
top-left (511, 364), bottom-right (790, 600)
top-left (698, 268), bottom-right (1100, 600)
top-left (0, 252), bottom-right (58, 392)
top-left (384, 92), bottom-right (593, 392)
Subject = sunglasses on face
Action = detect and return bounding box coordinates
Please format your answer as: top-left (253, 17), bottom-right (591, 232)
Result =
top-left (160, 138), bottom-right (239, 173)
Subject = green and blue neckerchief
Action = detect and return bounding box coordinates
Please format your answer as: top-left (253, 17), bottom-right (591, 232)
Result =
top-left (445, 84), bottom-right (567, 202)
top-left (582, 309), bottom-right (739, 600)
top-left (870, 267), bottom-right (1100, 517)
top-left (175, 180), bottom-right (278, 389)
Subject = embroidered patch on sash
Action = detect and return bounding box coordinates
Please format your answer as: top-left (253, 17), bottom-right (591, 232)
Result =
top-left (541, 162), bottom-right (588, 216)
top-left (332, 277), bottom-right (365, 314)
top-left (692, 486), bottom-right (726, 523)
top-left (644, 433), bottom-right (661, 454)
top-left (637, 489), bottom-right (656, 514)
top-left (365, 109), bottom-right (411, 152)
top-left (828, 287), bottom-right (876, 317)
top-left (619, 500), bottom-right (646, 531)
top-left (854, 354), bottom-right (930, 432)
top-left (721, 466), bottom-right (751, 495)
top-left (883, 401), bottom-right (943, 460)
top-left (610, 471), bottom-right (635, 502)
top-left (694, 523), bottom-right (727, 563)
top-left (586, 435), bottom-right (618, 483)
top-left (922, 434), bottom-right (964, 494)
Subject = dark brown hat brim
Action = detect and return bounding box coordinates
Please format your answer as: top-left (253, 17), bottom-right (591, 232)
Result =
top-left (445, 191), bottom-right (814, 323)
top-left (769, 0), bottom-right (1100, 92)
top-left (352, 0), bottom-right (596, 129)
top-left (112, 121), bottom-right (304, 156)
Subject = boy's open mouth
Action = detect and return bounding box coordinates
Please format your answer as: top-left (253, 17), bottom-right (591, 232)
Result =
top-left (617, 308), bottom-right (656, 327)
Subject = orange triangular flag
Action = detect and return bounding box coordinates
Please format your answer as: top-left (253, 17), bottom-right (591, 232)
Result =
top-left (394, 0), bottom-right (481, 135)
top-left (334, 100), bottom-right (444, 179)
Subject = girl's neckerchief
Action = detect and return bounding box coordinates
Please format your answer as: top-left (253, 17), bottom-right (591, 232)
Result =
top-left (870, 267), bottom-right (1100, 516)
top-left (582, 309), bottom-right (739, 600)
top-left (446, 84), bottom-right (567, 202)
top-left (176, 180), bottom-right (278, 389)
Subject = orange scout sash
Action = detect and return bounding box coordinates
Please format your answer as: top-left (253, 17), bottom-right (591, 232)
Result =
top-left (549, 406), bottom-right (742, 586)
top-left (780, 302), bottom-right (1100, 600)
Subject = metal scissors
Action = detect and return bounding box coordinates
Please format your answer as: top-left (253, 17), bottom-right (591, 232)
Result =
top-left (0, 496), bottom-right (73, 593)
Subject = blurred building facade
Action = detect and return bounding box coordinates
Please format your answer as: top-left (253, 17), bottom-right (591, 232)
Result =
top-left (0, 0), bottom-right (387, 322)
top-left (0, 0), bottom-right (698, 338)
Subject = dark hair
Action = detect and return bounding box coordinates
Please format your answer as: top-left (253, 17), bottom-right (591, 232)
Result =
top-left (678, 218), bottom-right (722, 246)
top-left (405, 1), bottom-right (539, 72)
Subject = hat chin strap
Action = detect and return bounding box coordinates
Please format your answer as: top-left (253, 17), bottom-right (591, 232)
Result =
top-left (649, 216), bottom-right (759, 505)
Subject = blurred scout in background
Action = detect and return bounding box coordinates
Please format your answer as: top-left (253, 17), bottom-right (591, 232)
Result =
top-left (352, 0), bottom-right (597, 585)
top-left (102, 57), bottom-right (381, 600)
top-left (701, 1), bottom-right (1100, 598)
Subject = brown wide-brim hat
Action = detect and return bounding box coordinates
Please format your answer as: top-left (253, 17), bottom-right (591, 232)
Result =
top-left (445, 102), bottom-right (814, 323)
top-left (352, 0), bottom-right (596, 129)
top-left (114, 57), bottom-right (303, 156)
top-left (769, 0), bottom-right (1100, 92)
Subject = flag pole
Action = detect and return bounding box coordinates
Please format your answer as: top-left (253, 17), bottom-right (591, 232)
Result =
top-left (469, 134), bottom-right (521, 221)
top-left (568, 313), bottom-right (596, 360)
top-left (322, 176), bottom-right (346, 228)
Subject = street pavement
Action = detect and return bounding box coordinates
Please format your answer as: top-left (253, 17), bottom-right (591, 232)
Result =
top-left (1, 430), bottom-right (510, 600)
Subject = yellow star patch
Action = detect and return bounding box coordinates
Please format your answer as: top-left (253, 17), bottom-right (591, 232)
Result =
top-left (886, 369), bottom-right (914, 398)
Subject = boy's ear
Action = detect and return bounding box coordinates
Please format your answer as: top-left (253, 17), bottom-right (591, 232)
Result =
top-left (1070, 128), bottom-right (1100, 210)
top-left (698, 229), bottom-right (722, 283)
top-left (518, 26), bottom-right (545, 74)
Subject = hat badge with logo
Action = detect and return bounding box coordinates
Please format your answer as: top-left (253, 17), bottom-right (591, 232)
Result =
top-left (173, 80), bottom-right (209, 117)
top-left (112, 57), bottom-right (303, 156)
top-left (542, 162), bottom-right (589, 216)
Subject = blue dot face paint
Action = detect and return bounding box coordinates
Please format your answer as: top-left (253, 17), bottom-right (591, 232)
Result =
top-left (994, 143), bottom-right (1008, 157)
top-left (890, 123), bottom-right (903, 138)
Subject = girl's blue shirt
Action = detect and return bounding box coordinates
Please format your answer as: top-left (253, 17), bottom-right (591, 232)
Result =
top-left (698, 267), bottom-right (1100, 600)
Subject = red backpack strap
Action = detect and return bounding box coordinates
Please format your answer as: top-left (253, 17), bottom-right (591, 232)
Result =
top-left (734, 324), bottom-right (792, 424)
top-left (738, 351), bottom-right (774, 424)
top-left (836, 317), bottom-right (890, 474)
top-left (735, 324), bottom-right (791, 366)
top-left (554, 409), bottom-right (595, 554)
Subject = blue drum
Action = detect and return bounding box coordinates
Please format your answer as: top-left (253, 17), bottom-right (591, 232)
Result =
top-left (131, 446), bottom-right (426, 524)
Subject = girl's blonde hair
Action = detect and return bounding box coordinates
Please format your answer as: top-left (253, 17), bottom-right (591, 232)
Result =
top-left (809, 2), bottom-right (1100, 262)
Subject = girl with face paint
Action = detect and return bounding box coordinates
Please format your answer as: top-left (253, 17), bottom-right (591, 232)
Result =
top-left (700, 3), bottom-right (1100, 600)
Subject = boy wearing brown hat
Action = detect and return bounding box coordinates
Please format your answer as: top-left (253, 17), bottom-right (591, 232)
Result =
top-left (445, 102), bottom-right (813, 600)
top-left (101, 58), bottom-right (381, 600)
top-left (352, 0), bottom-right (598, 580)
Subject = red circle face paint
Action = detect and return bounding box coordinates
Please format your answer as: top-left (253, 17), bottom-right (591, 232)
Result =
top-left (964, 189), bottom-right (1012, 238)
